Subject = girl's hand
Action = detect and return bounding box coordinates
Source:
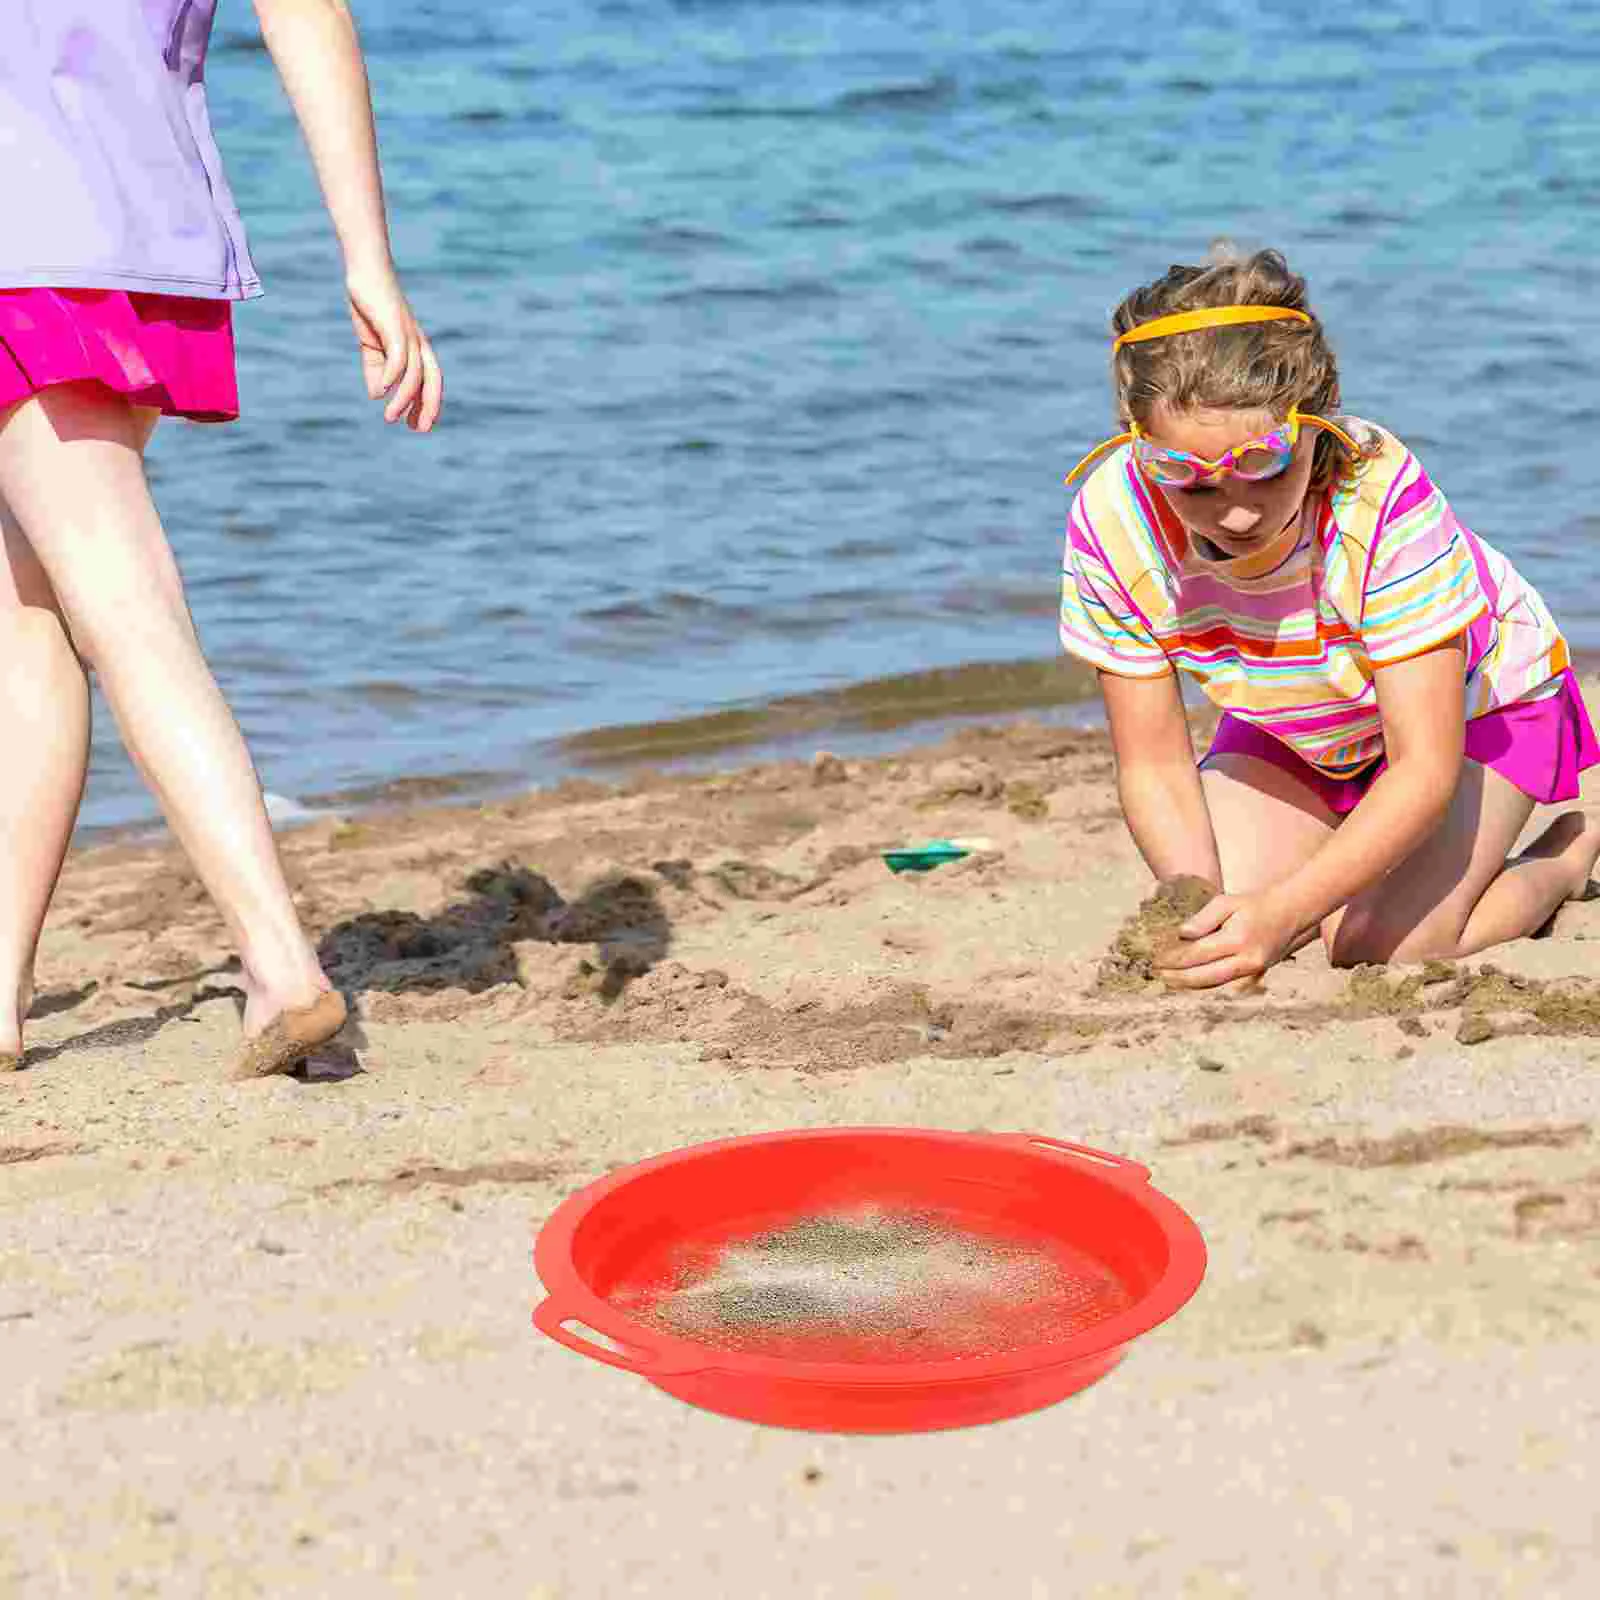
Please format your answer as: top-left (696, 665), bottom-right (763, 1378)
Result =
top-left (346, 263), bottom-right (443, 433)
top-left (1156, 890), bottom-right (1304, 991)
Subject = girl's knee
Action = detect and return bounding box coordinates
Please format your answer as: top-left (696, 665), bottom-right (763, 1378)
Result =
top-left (53, 551), bottom-right (189, 649)
top-left (1, 507), bottom-right (61, 613)
top-left (0, 599), bottom-right (92, 669)
top-left (1325, 906), bottom-right (1462, 968)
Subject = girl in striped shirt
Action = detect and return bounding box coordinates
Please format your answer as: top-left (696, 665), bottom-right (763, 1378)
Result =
top-left (1060, 248), bottom-right (1600, 991)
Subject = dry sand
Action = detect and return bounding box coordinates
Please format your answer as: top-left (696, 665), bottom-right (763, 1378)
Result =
top-left (3, 685), bottom-right (1599, 1597)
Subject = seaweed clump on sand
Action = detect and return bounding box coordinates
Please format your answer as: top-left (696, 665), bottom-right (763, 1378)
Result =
top-left (1097, 875), bottom-right (1220, 994)
top-left (1344, 964), bottom-right (1425, 1015)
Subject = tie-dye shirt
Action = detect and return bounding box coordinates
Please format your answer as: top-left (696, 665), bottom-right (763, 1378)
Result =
top-left (1059, 420), bottom-right (1569, 775)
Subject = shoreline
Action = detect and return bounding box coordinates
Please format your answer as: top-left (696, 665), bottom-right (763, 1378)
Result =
top-left (73, 654), bottom-right (1107, 847)
top-left (75, 643), bottom-right (1600, 852)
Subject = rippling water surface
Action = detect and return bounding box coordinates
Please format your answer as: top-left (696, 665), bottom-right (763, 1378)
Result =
top-left (97, 0), bottom-right (1600, 829)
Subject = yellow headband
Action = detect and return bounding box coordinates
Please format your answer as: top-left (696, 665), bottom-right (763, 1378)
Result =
top-left (1114, 306), bottom-right (1312, 351)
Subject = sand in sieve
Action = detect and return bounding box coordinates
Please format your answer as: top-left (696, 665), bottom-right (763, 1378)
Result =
top-left (618, 1207), bottom-right (1133, 1363)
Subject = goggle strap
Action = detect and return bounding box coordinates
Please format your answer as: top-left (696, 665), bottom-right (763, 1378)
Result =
top-left (1297, 412), bottom-right (1362, 455)
top-left (1114, 306), bottom-right (1313, 349)
top-left (1063, 431), bottom-right (1134, 486)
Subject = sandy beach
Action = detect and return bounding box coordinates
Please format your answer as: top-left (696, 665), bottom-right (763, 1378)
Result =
top-left (3, 687), bottom-right (1598, 1597)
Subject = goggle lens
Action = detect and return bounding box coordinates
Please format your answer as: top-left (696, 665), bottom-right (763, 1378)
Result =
top-left (1134, 432), bottom-right (1295, 488)
top-left (1141, 454), bottom-right (1199, 487)
top-left (1231, 443), bottom-right (1292, 480)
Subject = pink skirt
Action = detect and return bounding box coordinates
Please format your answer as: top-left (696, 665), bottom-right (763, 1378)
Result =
top-left (0, 287), bottom-right (238, 423)
top-left (1203, 668), bottom-right (1600, 815)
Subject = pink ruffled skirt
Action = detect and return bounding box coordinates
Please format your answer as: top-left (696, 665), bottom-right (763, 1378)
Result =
top-left (0, 287), bottom-right (238, 423)
top-left (1204, 668), bottom-right (1600, 814)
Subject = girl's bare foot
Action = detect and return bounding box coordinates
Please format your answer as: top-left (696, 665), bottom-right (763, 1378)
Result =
top-left (1514, 811), bottom-right (1600, 940)
top-left (1515, 809), bottom-right (1600, 898)
top-left (238, 965), bottom-right (330, 1041)
top-left (233, 984), bottom-right (348, 1080)
top-left (231, 949), bottom-right (347, 1078)
top-left (0, 977), bottom-right (33, 1070)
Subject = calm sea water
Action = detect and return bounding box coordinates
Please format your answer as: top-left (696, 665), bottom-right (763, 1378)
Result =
top-left (97, 0), bottom-right (1600, 829)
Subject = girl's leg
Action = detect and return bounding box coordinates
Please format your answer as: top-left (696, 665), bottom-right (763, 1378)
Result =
top-left (0, 476), bottom-right (93, 1061)
top-left (1200, 751), bottom-right (1337, 892)
top-left (0, 385), bottom-right (336, 1048)
top-left (1328, 762), bottom-right (1600, 965)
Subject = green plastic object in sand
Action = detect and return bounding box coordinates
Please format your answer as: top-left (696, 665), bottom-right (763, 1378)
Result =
top-left (881, 838), bottom-right (992, 874)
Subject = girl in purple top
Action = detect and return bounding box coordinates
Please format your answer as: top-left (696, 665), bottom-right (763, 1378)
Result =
top-left (0, 1), bottom-right (443, 1077)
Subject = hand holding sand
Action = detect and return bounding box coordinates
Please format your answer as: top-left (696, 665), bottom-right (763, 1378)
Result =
top-left (1098, 876), bottom-right (1219, 992)
top-left (1156, 888), bottom-right (1303, 991)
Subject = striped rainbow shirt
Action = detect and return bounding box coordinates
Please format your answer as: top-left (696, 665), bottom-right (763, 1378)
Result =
top-left (1059, 420), bottom-right (1569, 775)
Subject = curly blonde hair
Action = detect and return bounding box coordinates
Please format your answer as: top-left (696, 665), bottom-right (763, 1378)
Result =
top-left (1111, 245), bottom-right (1376, 493)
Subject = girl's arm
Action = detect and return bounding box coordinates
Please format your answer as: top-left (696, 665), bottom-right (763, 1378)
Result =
top-left (251, 0), bottom-right (443, 431)
top-left (1161, 636), bottom-right (1466, 987)
top-left (1100, 668), bottom-right (1223, 884)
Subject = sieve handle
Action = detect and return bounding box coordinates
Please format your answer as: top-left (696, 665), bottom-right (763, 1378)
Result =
top-left (1007, 1134), bottom-right (1151, 1184)
top-left (532, 1298), bottom-right (708, 1379)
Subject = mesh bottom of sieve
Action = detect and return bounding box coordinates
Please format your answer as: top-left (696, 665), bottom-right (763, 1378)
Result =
top-left (613, 1206), bottom-right (1133, 1363)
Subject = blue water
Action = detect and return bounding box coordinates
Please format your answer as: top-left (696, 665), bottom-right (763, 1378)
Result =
top-left (104, 0), bottom-right (1600, 828)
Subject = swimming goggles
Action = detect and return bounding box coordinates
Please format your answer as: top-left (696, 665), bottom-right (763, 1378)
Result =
top-left (1065, 410), bottom-right (1362, 488)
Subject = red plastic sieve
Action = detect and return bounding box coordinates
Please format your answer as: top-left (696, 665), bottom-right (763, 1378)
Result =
top-left (532, 1128), bottom-right (1206, 1433)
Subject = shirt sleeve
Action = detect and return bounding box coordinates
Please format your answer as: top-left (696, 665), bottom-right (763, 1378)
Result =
top-left (1358, 454), bottom-right (1488, 667)
top-left (1059, 496), bottom-right (1171, 678)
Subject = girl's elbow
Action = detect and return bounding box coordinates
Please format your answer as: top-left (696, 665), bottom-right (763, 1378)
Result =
top-left (1391, 748), bottom-right (1462, 821)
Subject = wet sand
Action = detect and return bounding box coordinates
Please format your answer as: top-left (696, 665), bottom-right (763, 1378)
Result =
top-left (3, 683), bottom-right (1599, 1595)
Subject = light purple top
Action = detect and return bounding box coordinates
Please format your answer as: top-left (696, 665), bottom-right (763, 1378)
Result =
top-left (0, 1), bottom-right (260, 300)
